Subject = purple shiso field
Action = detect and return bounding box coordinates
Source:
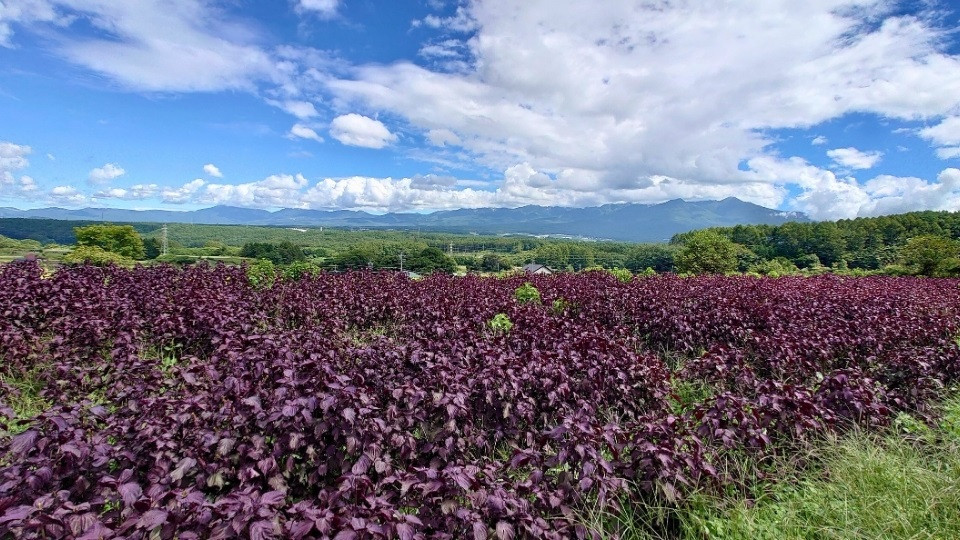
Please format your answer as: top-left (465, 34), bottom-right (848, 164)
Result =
top-left (1, 261), bottom-right (959, 539)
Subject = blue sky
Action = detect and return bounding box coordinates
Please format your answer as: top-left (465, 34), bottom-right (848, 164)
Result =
top-left (1, 0), bottom-right (959, 220)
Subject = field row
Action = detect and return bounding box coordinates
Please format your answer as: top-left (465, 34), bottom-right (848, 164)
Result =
top-left (1, 261), bottom-right (959, 538)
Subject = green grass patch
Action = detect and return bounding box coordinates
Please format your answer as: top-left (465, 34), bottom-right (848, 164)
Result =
top-left (0, 365), bottom-right (52, 436)
top-left (581, 394), bottom-right (960, 539)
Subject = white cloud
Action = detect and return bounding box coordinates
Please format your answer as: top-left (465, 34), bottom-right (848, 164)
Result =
top-left (328, 1), bottom-right (960, 217)
top-left (6, 0), bottom-right (276, 91)
top-left (329, 114), bottom-right (397, 149)
top-left (745, 155), bottom-right (960, 220)
top-left (860, 168), bottom-right (960, 216)
top-left (95, 184), bottom-right (160, 200)
top-left (811, 136), bottom-right (828, 145)
top-left (0, 142), bottom-right (39, 199)
top-left (6, 1), bottom-right (960, 219)
top-left (49, 185), bottom-right (87, 206)
top-left (920, 116), bottom-right (960, 146)
top-left (0, 141), bottom-right (31, 171)
top-left (296, 0), bottom-right (340, 18)
top-left (827, 147), bottom-right (883, 170)
top-left (936, 147), bottom-right (960, 159)
top-left (88, 163), bottom-right (125, 184)
top-left (269, 99), bottom-right (319, 119)
top-left (148, 174), bottom-right (310, 208)
top-left (203, 163), bottom-right (223, 178)
top-left (426, 128), bottom-right (461, 147)
top-left (919, 116), bottom-right (960, 159)
top-left (288, 123), bottom-right (324, 143)
top-left (200, 174), bottom-right (310, 207)
top-left (0, 0), bottom-right (59, 47)
top-left (162, 179), bottom-right (205, 204)
top-left (412, 8), bottom-right (476, 33)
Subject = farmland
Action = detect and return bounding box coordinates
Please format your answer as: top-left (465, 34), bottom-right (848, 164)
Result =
top-left (1, 261), bottom-right (959, 538)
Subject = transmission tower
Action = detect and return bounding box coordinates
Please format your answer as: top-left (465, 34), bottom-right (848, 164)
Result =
top-left (161, 224), bottom-right (169, 256)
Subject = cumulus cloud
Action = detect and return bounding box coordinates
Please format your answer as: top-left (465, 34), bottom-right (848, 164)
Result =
top-left (937, 147), bottom-right (960, 159)
top-left (288, 123), bottom-right (324, 143)
top-left (0, 141), bottom-right (31, 171)
top-left (203, 163), bottom-right (223, 178)
top-left (410, 174), bottom-right (458, 190)
top-left (328, 0), bottom-right (960, 216)
top-left (161, 179), bottom-right (205, 204)
top-left (919, 116), bottom-right (960, 159)
top-left (329, 114), bottom-right (397, 149)
top-left (827, 147), bottom-right (884, 170)
top-left (6, 1), bottom-right (960, 218)
top-left (88, 163), bottom-right (125, 184)
top-left (426, 128), bottom-right (461, 147)
top-left (49, 185), bottom-right (87, 205)
top-left (270, 99), bottom-right (319, 119)
top-left (745, 155), bottom-right (960, 220)
top-left (811, 136), bottom-right (828, 146)
top-left (0, 142), bottom-right (39, 199)
top-left (296, 0), bottom-right (340, 18)
top-left (95, 184), bottom-right (161, 200)
top-left (201, 174), bottom-right (310, 207)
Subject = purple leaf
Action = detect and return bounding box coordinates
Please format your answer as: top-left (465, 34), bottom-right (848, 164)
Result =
top-left (137, 509), bottom-right (169, 530)
top-left (250, 520), bottom-right (276, 540)
top-left (9, 430), bottom-right (38, 455)
top-left (495, 521), bottom-right (515, 540)
top-left (397, 523), bottom-right (415, 540)
top-left (0, 505), bottom-right (35, 524)
top-left (118, 482), bottom-right (142, 506)
top-left (260, 490), bottom-right (285, 506)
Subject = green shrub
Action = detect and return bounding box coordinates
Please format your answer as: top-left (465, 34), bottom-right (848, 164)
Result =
top-left (488, 313), bottom-right (513, 334)
top-left (608, 267), bottom-right (633, 283)
top-left (514, 282), bottom-right (541, 304)
top-left (63, 246), bottom-right (134, 267)
top-left (154, 254), bottom-right (198, 265)
top-left (674, 231), bottom-right (740, 274)
top-left (247, 259), bottom-right (276, 288)
top-left (283, 260), bottom-right (321, 280)
top-left (551, 297), bottom-right (571, 315)
top-left (74, 224), bottom-right (145, 259)
top-left (881, 264), bottom-right (913, 276)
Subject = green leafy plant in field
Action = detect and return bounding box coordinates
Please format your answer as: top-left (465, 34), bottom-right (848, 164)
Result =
top-left (608, 267), bottom-right (633, 283)
top-left (0, 365), bottom-right (51, 436)
top-left (514, 282), bottom-right (541, 304)
top-left (488, 313), bottom-right (514, 334)
top-left (283, 260), bottom-right (321, 281)
top-left (63, 245), bottom-right (135, 267)
top-left (668, 379), bottom-right (714, 415)
top-left (246, 258), bottom-right (276, 288)
top-left (551, 297), bottom-right (571, 315)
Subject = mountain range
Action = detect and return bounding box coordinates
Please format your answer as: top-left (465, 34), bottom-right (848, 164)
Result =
top-left (0, 198), bottom-right (807, 243)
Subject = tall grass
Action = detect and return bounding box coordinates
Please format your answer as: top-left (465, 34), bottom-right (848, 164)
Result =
top-left (0, 364), bottom-right (51, 436)
top-left (583, 393), bottom-right (960, 539)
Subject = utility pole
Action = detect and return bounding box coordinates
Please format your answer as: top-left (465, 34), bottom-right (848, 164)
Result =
top-left (161, 224), bottom-right (169, 256)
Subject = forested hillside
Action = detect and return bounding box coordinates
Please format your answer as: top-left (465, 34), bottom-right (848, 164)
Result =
top-left (672, 210), bottom-right (960, 272)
